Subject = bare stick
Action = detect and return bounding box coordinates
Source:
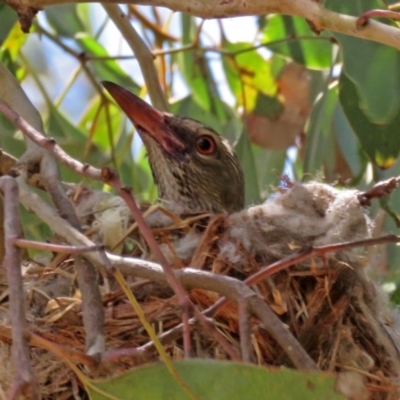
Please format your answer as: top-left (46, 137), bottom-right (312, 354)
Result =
top-left (0, 176), bottom-right (39, 399)
top-left (357, 9), bottom-right (400, 27)
top-left (103, 3), bottom-right (169, 112)
top-left (246, 233), bottom-right (400, 287)
top-left (14, 238), bottom-right (103, 254)
top-left (238, 295), bottom-right (253, 363)
top-left (357, 177), bottom-right (399, 206)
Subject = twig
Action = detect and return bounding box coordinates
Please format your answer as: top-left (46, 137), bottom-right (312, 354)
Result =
top-left (102, 3), bottom-right (169, 112)
top-left (357, 177), bottom-right (400, 206)
top-left (246, 233), bottom-right (400, 287)
top-left (128, 5), bottom-right (178, 42)
top-left (14, 238), bottom-right (104, 254)
top-left (0, 176), bottom-right (39, 399)
top-left (357, 9), bottom-right (400, 27)
top-left (0, 326), bottom-right (97, 367)
top-left (102, 319), bottom-right (196, 362)
top-left (203, 233), bottom-right (400, 323)
top-left (238, 295), bottom-right (253, 363)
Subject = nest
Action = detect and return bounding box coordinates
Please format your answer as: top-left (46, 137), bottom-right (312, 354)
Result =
top-left (1, 181), bottom-right (400, 399)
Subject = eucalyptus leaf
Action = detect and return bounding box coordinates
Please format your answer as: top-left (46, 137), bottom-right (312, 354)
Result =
top-left (87, 360), bottom-right (345, 400)
top-left (339, 73), bottom-right (400, 169)
top-left (46, 105), bottom-right (108, 181)
top-left (333, 103), bottom-right (363, 178)
top-left (263, 15), bottom-right (333, 69)
top-left (178, 14), bottom-right (211, 111)
top-left (325, 0), bottom-right (400, 124)
top-left (77, 34), bottom-right (140, 90)
top-left (222, 41), bottom-right (277, 110)
top-left (45, 4), bottom-right (85, 37)
top-left (303, 82), bottom-right (337, 178)
top-left (0, 4), bottom-right (17, 42)
top-left (235, 128), bottom-right (261, 206)
top-left (253, 146), bottom-right (286, 200)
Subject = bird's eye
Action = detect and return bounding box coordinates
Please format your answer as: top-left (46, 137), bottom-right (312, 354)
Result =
top-left (196, 135), bottom-right (216, 155)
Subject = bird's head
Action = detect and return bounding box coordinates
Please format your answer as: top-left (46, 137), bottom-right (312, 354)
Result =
top-left (102, 81), bottom-right (244, 214)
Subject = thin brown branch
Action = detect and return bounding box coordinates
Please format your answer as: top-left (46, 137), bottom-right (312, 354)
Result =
top-left (29, 332), bottom-right (98, 367)
top-left (0, 176), bottom-right (39, 399)
top-left (0, 326), bottom-right (97, 367)
top-left (357, 177), bottom-right (400, 206)
top-left (102, 3), bottom-right (169, 112)
top-left (128, 5), bottom-right (178, 42)
top-left (238, 296), bottom-right (253, 363)
top-left (14, 238), bottom-right (103, 254)
top-left (357, 9), bottom-right (400, 27)
top-left (246, 233), bottom-right (400, 287)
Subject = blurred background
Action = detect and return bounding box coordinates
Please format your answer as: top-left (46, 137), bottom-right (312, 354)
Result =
top-left (1, 2), bottom-right (400, 300)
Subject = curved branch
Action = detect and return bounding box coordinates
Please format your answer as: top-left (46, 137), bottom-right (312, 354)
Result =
top-left (5, 0), bottom-right (400, 50)
top-left (102, 3), bottom-right (169, 112)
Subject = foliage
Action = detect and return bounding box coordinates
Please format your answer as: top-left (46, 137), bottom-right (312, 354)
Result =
top-left (87, 360), bottom-right (345, 400)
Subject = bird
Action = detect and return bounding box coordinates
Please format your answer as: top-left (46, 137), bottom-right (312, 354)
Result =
top-left (102, 81), bottom-right (244, 215)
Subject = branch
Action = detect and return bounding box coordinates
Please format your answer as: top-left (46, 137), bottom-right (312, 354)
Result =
top-left (0, 60), bottom-right (105, 356)
top-left (102, 3), bottom-right (169, 112)
top-left (5, 0), bottom-right (400, 51)
top-left (357, 177), bottom-right (399, 206)
top-left (0, 176), bottom-right (39, 399)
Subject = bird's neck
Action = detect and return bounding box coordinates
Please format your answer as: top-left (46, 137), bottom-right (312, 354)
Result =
top-left (146, 145), bottom-right (200, 214)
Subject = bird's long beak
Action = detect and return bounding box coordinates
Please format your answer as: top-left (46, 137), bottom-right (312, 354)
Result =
top-left (102, 81), bottom-right (184, 154)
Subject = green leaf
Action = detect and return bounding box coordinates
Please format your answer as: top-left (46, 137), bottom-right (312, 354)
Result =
top-left (332, 103), bottom-right (363, 178)
top-left (178, 14), bottom-right (211, 111)
top-left (0, 113), bottom-right (25, 158)
top-left (0, 4), bottom-right (18, 43)
top-left (262, 15), bottom-right (333, 69)
top-left (253, 91), bottom-right (283, 119)
top-left (79, 95), bottom-right (121, 153)
top-left (222, 41), bottom-right (277, 110)
top-left (46, 105), bottom-right (108, 181)
top-left (303, 82), bottom-right (337, 178)
top-left (339, 73), bottom-right (400, 169)
top-left (76, 4), bottom-right (95, 35)
top-left (87, 360), bottom-right (345, 400)
top-left (133, 145), bottom-right (157, 203)
top-left (77, 34), bottom-right (140, 90)
top-left (336, 35), bottom-right (400, 124)
top-left (253, 146), bottom-right (286, 200)
top-left (235, 129), bottom-right (261, 206)
top-left (45, 4), bottom-right (85, 37)
top-left (0, 21), bottom-right (29, 59)
top-left (325, 0), bottom-right (400, 124)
